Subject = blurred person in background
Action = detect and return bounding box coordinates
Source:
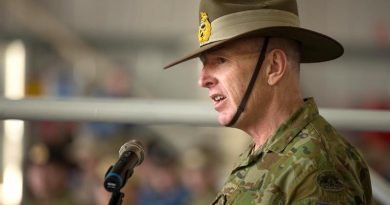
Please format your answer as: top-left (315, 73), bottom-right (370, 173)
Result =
top-left (24, 143), bottom-right (77, 205)
top-left (136, 137), bottom-right (190, 205)
top-left (164, 0), bottom-right (373, 204)
top-left (181, 145), bottom-right (219, 205)
top-left (24, 121), bottom-right (79, 204)
top-left (87, 64), bottom-right (135, 139)
top-left (71, 135), bottom-right (111, 205)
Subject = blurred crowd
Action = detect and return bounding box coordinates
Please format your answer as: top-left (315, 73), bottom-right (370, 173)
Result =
top-left (23, 123), bottom-right (220, 205)
top-left (22, 110), bottom-right (390, 205)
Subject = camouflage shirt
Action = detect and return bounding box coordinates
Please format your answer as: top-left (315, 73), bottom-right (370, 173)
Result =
top-left (212, 98), bottom-right (374, 205)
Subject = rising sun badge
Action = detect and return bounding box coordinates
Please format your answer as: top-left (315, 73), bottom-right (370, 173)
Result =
top-left (198, 11), bottom-right (211, 44)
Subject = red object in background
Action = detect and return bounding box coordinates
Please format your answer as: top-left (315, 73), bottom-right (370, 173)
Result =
top-left (357, 99), bottom-right (390, 180)
top-left (360, 99), bottom-right (390, 148)
top-left (373, 20), bottom-right (390, 48)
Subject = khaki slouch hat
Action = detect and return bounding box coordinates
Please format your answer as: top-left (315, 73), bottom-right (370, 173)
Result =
top-left (164, 0), bottom-right (343, 69)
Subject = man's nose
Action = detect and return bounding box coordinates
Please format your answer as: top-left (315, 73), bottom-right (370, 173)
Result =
top-left (198, 68), bottom-right (217, 88)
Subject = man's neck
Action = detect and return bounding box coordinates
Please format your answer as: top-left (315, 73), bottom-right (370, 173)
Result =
top-left (246, 95), bottom-right (303, 150)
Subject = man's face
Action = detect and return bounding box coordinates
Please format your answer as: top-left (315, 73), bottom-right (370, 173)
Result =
top-left (198, 39), bottom-right (263, 126)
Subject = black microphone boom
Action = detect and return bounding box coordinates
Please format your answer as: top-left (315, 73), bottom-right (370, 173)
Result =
top-left (104, 140), bottom-right (144, 192)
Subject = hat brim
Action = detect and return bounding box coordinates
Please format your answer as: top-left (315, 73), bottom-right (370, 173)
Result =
top-left (164, 26), bottom-right (343, 69)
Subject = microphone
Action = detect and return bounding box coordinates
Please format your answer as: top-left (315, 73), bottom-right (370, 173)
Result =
top-left (104, 140), bottom-right (144, 192)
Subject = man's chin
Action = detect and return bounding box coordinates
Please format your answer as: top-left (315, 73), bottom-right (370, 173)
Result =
top-left (217, 114), bottom-right (234, 127)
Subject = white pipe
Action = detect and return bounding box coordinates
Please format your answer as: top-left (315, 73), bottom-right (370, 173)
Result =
top-left (320, 108), bottom-right (390, 132)
top-left (370, 169), bottom-right (390, 205)
top-left (0, 98), bottom-right (216, 125)
top-left (0, 97), bottom-right (389, 131)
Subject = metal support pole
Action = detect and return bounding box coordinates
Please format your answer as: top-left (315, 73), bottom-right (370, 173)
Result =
top-left (0, 97), bottom-right (389, 131)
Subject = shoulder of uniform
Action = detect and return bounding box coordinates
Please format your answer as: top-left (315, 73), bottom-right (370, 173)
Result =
top-left (306, 116), bottom-right (369, 167)
top-left (284, 125), bottom-right (328, 162)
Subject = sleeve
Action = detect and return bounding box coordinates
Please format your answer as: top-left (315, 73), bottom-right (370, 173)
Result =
top-left (288, 168), bottom-right (356, 205)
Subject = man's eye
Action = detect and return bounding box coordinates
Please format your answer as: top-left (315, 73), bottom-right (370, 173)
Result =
top-left (217, 57), bottom-right (226, 64)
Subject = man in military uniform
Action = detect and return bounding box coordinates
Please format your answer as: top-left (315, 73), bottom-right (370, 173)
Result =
top-left (164, 0), bottom-right (373, 204)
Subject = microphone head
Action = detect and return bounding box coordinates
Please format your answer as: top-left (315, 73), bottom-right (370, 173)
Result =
top-left (119, 139), bottom-right (144, 166)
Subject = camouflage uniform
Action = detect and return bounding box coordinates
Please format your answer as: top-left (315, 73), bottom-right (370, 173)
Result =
top-left (212, 98), bottom-right (374, 205)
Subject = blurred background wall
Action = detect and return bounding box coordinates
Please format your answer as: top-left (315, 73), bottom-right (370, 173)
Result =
top-left (0, 0), bottom-right (388, 204)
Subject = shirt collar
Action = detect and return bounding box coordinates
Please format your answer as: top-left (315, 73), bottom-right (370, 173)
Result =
top-left (230, 98), bottom-right (319, 172)
top-left (261, 97), bottom-right (319, 153)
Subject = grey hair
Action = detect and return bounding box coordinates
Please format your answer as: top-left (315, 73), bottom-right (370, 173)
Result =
top-left (267, 38), bottom-right (301, 71)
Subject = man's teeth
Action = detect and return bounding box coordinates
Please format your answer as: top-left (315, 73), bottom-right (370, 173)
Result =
top-left (213, 95), bottom-right (226, 101)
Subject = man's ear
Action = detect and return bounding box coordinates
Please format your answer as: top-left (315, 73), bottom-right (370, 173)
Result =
top-left (266, 49), bottom-right (287, 86)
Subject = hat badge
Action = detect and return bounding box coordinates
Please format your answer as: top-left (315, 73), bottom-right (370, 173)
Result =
top-left (198, 11), bottom-right (211, 44)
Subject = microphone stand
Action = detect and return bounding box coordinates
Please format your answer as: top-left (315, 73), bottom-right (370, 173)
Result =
top-left (108, 190), bottom-right (124, 205)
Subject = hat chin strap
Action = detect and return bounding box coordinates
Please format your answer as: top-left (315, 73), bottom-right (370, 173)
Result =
top-left (225, 37), bottom-right (270, 127)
